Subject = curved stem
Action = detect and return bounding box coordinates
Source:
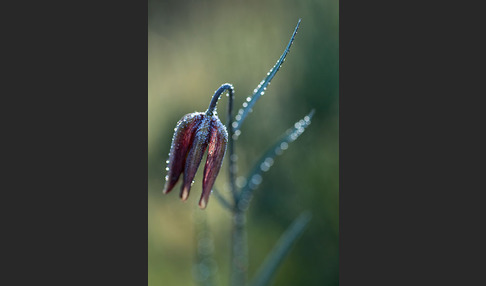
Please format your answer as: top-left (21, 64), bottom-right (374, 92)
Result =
top-left (206, 83), bottom-right (234, 116)
top-left (207, 83), bottom-right (247, 286)
top-left (206, 83), bottom-right (238, 205)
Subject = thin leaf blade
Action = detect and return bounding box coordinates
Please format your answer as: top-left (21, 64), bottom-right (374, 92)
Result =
top-left (250, 211), bottom-right (312, 286)
top-left (212, 187), bottom-right (233, 211)
top-left (237, 109), bottom-right (315, 210)
top-left (232, 19), bottom-right (302, 135)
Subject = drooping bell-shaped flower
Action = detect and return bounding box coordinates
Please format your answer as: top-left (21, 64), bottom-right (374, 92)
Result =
top-left (163, 84), bottom-right (232, 209)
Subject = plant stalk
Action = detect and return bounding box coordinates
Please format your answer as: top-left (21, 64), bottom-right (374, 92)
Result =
top-left (207, 83), bottom-right (233, 116)
top-left (208, 83), bottom-right (249, 286)
top-left (230, 209), bottom-right (247, 286)
top-left (215, 83), bottom-right (248, 286)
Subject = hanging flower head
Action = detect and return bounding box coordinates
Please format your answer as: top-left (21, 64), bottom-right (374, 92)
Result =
top-left (163, 84), bottom-right (233, 209)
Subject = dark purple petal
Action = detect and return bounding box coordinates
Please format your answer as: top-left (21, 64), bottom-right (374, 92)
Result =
top-left (163, 113), bottom-right (203, 194)
top-left (180, 115), bottom-right (212, 201)
top-left (200, 117), bottom-right (228, 209)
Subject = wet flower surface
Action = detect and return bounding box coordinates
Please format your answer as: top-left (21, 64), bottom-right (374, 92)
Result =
top-left (163, 111), bottom-right (228, 209)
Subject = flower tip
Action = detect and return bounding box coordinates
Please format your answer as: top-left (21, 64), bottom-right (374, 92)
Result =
top-left (180, 187), bottom-right (190, 201)
top-left (199, 198), bottom-right (208, 209)
top-left (162, 184), bottom-right (169, 194)
top-left (162, 181), bottom-right (174, 195)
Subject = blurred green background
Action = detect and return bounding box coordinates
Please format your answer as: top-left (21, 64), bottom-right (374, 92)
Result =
top-left (148, 0), bottom-right (338, 285)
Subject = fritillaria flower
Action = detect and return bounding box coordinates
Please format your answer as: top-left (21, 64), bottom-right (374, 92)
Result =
top-left (163, 85), bottom-right (232, 209)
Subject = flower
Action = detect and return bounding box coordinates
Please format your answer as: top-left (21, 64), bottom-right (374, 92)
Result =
top-left (163, 111), bottom-right (228, 209)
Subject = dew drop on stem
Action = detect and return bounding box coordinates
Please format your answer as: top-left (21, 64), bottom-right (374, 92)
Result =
top-left (280, 142), bottom-right (289, 150)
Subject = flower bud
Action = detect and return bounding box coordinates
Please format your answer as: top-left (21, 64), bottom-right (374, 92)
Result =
top-left (163, 111), bottom-right (228, 209)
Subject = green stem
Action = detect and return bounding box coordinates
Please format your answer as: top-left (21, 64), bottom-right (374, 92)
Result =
top-left (194, 210), bottom-right (216, 286)
top-left (231, 209), bottom-right (247, 286)
top-left (215, 83), bottom-right (248, 286)
top-left (226, 85), bottom-right (239, 204)
top-left (206, 83), bottom-right (234, 116)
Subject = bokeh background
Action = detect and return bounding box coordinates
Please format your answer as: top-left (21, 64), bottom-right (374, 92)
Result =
top-left (148, 0), bottom-right (338, 285)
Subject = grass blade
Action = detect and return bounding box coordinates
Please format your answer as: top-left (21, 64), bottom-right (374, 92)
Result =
top-left (249, 211), bottom-right (312, 286)
top-left (237, 109), bottom-right (314, 210)
top-left (212, 187), bottom-right (233, 211)
top-left (232, 19), bottom-right (302, 135)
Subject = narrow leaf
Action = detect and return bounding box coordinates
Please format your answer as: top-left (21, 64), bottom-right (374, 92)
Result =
top-left (212, 187), bottom-right (233, 211)
top-left (232, 19), bottom-right (302, 134)
top-left (250, 211), bottom-right (312, 286)
top-left (237, 109), bottom-right (314, 210)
